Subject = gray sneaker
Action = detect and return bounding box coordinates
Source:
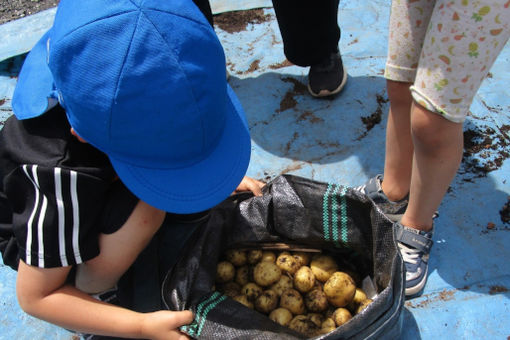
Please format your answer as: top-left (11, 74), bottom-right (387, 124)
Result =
top-left (307, 51), bottom-right (347, 97)
top-left (394, 222), bottom-right (433, 297)
top-left (355, 174), bottom-right (408, 222)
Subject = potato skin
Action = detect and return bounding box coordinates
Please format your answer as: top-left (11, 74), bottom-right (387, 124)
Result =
top-left (276, 252), bottom-right (301, 275)
top-left (216, 261), bottom-right (235, 283)
top-left (347, 288), bottom-right (368, 313)
top-left (304, 289), bottom-right (329, 312)
top-left (219, 281), bottom-right (241, 298)
top-left (324, 272), bottom-right (356, 307)
top-left (261, 251), bottom-right (277, 263)
top-left (270, 275), bottom-right (293, 297)
top-left (253, 261), bottom-right (282, 287)
top-left (288, 315), bottom-right (319, 337)
top-left (225, 249), bottom-right (248, 267)
top-left (247, 250), bottom-right (263, 264)
top-left (280, 289), bottom-right (306, 315)
top-left (310, 255), bottom-right (339, 282)
top-left (332, 307), bottom-right (352, 326)
top-left (242, 282), bottom-right (263, 301)
top-left (269, 308), bottom-right (293, 326)
top-left (355, 299), bottom-right (373, 314)
top-left (255, 289), bottom-right (279, 314)
top-left (234, 294), bottom-right (254, 309)
top-left (320, 317), bottom-right (337, 334)
top-left (235, 265), bottom-right (251, 286)
top-left (293, 266), bottom-right (315, 293)
top-left (293, 252), bottom-right (311, 267)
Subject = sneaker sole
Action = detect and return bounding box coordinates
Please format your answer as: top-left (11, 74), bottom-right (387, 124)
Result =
top-left (307, 64), bottom-right (348, 98)
top-left (404, 266), bottom-right (428, 297)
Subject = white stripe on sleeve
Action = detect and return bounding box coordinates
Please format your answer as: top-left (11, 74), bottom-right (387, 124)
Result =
top-left (54, 168), bottom-right (68, 267)
top-left (70, 170), bottom-right (82, 263)
top-left (22, 165), bottom-right (38, 266)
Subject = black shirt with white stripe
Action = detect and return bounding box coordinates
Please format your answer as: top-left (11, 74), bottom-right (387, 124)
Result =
top-left (0, 105), bottom-right (138, 269)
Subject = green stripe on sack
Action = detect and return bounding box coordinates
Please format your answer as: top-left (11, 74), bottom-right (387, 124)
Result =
top-left (330, 184), bottom-right (341, 246)
top-left (182, 292), bottom-right (226, 337)
top-left (339, 186), bottom-right (348, 243)
top-left (322, 183), bottom-right (333, 241)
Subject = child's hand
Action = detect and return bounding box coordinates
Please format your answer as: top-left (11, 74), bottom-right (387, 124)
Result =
top-left (140, 310), bottom-right (194, 340)
top-left (234, 176), bottom-right (265, 196)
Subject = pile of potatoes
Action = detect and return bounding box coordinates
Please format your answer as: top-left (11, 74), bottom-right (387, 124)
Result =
top-left (214, 249), bottom-right (373, 337)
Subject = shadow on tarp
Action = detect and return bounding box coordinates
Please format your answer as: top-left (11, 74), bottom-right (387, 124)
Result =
top-left (229, 71), bottom-right (388, 165)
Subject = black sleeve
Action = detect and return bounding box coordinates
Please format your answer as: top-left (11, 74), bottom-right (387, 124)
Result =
top-left (5, 164), bottom-right (112, 268)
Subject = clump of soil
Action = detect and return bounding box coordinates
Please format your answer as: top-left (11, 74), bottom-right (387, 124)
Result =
top-left (358, 93), bottom-right (388, 139)
top-left (277, 77), bottom-right (307, 112)
top-left (214, 8), bottom-right (272, 33)
top-left (500, 197), bottom-right (510, 224)
top-left (489, 285), bottom-right (509, 295)
top-left (0, 0), bottom-right (59, 25)
top-left (461, 125), bottom-right (510, 178)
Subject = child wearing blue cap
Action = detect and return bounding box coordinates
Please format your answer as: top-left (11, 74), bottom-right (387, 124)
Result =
top-left (0, 0), bottom-right (263, 338)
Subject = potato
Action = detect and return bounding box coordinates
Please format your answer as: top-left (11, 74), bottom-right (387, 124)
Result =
top-left (332, 307), bottom-right (352, 326)
top-left (247, 250), bottom-right (263, 264)
top-left (255, 289), bottom-right (279, 314)
top-left (216, 261), bottom-right (235, 283)
top-left (320, 317), bottom-right (337, 334)
top-left (270, 275), bottom-right (293, 297)
top-left (253, 261), bottom-right (282, 286)
top-left (276, 252), bottom-right (301, 275)
top-left (324, 272), bottom-right (356, 307)
top-left (310, 255), bottom-right (338, 282)
top-left (280, 289), bottom-right (305, 315)
top-left (347, 288), bottom-right (368, 313)
top-left (225, 249), bottom-right (247, 267)
top-left (233, 294), bottom-right (253, 309)
top-left (304, 289), bottom-right (329, 312)
top-left (355, 298), bottom-right (373, 314)
top-left (293, 252), bottom-right (311, 267)
top-left (293, 266), bottom-right (315, 293)
top-left (269, 307), bottom-right (293, 327)
top-left (235, 265), bottom-right (251, 286)
top-left (242, 282), bottom-right (263, 301)
top-left (261, 251), bottom-right (277, 263)
top-left (307, 313), bottom-right (324, 328)
top-left (288, 315), bottom-right (318, 337)
top-left (219, 281), bottom-right (241, 298)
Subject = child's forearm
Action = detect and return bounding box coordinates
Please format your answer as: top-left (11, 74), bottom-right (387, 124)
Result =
top-left (23, 283), bottom-right (147, 338)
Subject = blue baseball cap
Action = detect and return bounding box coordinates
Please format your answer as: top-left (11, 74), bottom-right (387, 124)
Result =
top-left (12, 0), bottom-right (251, 214)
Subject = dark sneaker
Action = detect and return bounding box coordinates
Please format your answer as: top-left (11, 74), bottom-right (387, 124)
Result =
top-left (355, 174), bottom-right (408, 222)
top-left (307, 51), bottom-right (347, 97)
top-left (394, 222), bottom-right (433, 297)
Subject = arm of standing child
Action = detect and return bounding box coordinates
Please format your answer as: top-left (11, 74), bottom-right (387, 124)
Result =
top-left (16, 260), bottom-right (193, 340)
top-left (234, 176), bottom-right (265, 196)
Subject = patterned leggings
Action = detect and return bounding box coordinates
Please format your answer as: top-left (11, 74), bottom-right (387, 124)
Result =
top-left (385, 0), bottom-right (510, 123)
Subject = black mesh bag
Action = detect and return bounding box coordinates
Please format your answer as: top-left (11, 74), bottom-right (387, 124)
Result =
top-left (162, 175), bottom-right (405, 339)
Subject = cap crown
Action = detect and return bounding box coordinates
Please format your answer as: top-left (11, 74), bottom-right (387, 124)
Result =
top-left (50, 0), bottom-right (227, 168)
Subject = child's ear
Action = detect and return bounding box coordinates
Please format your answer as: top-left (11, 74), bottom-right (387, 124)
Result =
top-left (70, 128), bottom-right (88, 144)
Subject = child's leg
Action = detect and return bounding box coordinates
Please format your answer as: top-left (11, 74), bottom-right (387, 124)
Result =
top-left (382, 80), bottom-right (414, 202)
top-left (402, 0), bottom-right (510, 231)
top-left (382, 0), bottom-right (436, 201)
top-left (75, 201), bottom-right (165, 294)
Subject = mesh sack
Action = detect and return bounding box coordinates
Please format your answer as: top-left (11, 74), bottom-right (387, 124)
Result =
top-left (162, 175), bottom-right (405, 339)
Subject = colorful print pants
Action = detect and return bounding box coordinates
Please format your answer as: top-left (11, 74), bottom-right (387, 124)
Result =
top-left (385, 0), bottom-right (510, 123)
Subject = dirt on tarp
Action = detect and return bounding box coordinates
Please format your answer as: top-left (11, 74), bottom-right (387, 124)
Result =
top-left (213, 8), bottom-right (272, 33)
top-left (0, 0), bottom-right (59, 25)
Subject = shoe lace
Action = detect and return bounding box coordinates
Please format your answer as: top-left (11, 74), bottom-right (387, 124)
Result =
top-left (398, 242), bottom-right (420, 265)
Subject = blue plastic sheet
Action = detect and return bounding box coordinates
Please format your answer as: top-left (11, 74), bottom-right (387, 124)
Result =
top-left (1, 1), bottom-right (509, 339)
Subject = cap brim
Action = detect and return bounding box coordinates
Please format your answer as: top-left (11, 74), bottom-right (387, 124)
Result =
top-left (109, 85), bottom-right (252, 214)
top-left (12, 30), bottom-right (58, 120)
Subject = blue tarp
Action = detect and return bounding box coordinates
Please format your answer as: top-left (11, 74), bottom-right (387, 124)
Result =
top-left (1, 1), bottom-right (509, 339)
